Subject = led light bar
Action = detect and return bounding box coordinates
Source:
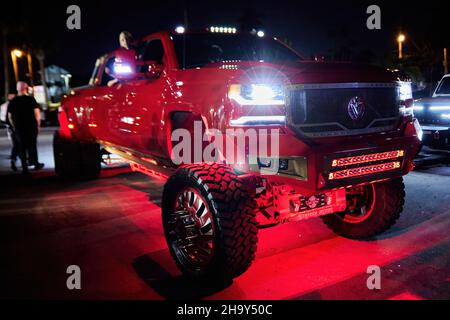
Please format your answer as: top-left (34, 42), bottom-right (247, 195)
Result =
top-left (331, 150), bottom-right (404, 168)
top-left (229, 115), bottom-right (286, 126)
top-left (209, 26), bottom-right (237, 34)
top-left (430, 106), bottom-right (450, 111)
top-left (328, 161), bottom-right (401, 181)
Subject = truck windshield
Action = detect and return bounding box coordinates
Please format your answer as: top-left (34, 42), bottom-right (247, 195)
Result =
top-left (172, 33), bottom-right (302, 69)
top-left (436, 77), bottom-right (450, 95)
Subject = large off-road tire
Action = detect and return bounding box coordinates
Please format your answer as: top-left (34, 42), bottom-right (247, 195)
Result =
top-left (53, 131), bottom-right (101, 180)
top-left (162, 163), bottom-right (258, 281)
top-left (321, 178), bottom-right (405, 239)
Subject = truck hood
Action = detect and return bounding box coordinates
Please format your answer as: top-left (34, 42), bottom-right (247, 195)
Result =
top-left (206, 60), bottom-right (406, 84)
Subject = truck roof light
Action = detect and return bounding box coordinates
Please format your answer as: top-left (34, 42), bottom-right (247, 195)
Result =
top-left (209, 26), bottom-right (237, 34)
top-left (175, 26), bottom-right (185, 34)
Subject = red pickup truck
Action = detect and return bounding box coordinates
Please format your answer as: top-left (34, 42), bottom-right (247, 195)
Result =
top-left (54, 28), bottom-right (422, 281)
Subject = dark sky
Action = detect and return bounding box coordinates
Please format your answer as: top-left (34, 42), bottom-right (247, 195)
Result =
top-left (1, 0), bottom-right (449, 86)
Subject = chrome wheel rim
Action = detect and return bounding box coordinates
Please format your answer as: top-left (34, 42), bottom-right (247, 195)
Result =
top-left (168, 188), bottom-right (215, 269)
top-left (339, 184), bottom-right (376, 224)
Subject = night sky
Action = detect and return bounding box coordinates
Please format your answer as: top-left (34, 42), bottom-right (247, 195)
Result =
top-left (1, 0), bottom-right (449, 87)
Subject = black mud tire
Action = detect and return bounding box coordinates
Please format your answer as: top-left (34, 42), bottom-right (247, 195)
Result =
top-left (53, 131), bottom-right (101, 180)
top-left (321, 178), bottom-right (405, 239)
top-left (162, 163), bottom-right (258, 281)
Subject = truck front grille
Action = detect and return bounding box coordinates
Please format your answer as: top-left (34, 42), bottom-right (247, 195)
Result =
top-left (286, 83), bottom-right (400, 138)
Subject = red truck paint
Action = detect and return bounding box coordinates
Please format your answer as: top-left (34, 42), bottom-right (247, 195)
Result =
top-left (55, 29), bottom-right (422, 280)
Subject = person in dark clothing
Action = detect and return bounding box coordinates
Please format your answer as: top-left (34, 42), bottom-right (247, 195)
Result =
top-left (7, 82), bottom-right (44, 173)
top-left (0, 91), bottom-right (18, 171)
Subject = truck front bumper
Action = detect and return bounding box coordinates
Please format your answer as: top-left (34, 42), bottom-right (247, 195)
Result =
top-left (421, 125), bottom-right (450, 150)
top-left (252, 119), bottom-right (421, 194)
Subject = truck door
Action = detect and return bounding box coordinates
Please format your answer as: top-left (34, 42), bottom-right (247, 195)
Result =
top-left (87, 54), bottom-right (123, 145)
top-left (116, 38), bottom-right (169, 158)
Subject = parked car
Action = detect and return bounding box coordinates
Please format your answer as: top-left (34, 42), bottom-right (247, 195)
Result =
top-left (414, 75), bottom-right (450, 150)
top-left (54, 28), bottom-right (421, 281)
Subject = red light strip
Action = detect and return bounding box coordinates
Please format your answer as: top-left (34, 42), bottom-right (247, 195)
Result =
top-left (130, 162), bottom-right (168, 180)
top-left (331, 150), bottom-right (404, 168)
top-left (328, 161), bottom-right (401, 180)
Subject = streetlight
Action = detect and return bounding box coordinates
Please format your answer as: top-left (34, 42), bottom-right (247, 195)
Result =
top-left (12, 49), bottom-right (23, 58)
top-left (61, 73), bottom-right (72, 92)
top-left (397, 33), bottom-right (406, 60)
top-left (175, 26), bottom-right (185, 34)
top-left (10, 48), bottom-right (33, 85)
top-left (11, 49), bottom-right (25, 82)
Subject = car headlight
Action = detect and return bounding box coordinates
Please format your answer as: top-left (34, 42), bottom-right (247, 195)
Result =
top-left (413, 103), bottom-right (424, 112)
top-left (398, 81), bottom-right (414, 117)
top-left (229, 84), bottom-right (285, 106)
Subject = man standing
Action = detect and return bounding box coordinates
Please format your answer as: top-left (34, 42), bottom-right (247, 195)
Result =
top-left (7, 82), bottom-right (44, 174)
top-left (0, 91), bottom-right (18, 171)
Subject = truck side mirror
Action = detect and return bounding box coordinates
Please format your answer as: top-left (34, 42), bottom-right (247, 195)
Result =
top-left (111, 59), bottom-right (163, 81)
top-left (145, 61), bottom-right (164, 78)
top-left (112, 59), bottom-right (138, 81)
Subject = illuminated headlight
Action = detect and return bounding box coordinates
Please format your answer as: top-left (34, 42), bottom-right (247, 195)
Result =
top-left (430, 106), bottom-right (450, 111)
top-left (413, 104), bottom-right (424, 112)
top-left (398, 81), bottom-right (414, 117)
top-left (114, 63), bottom-right (132, 74)
top-left (175, 26), bottom-right (185, 34)
top-left (229, 84), bottom-right (285, 106)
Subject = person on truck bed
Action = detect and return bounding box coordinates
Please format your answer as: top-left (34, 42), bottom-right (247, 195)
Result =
top-left (107, 31), bottom-right (137, 87)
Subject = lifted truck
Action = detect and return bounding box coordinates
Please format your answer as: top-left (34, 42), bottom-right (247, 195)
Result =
top-left (54, 28), bottom-right (421, 281)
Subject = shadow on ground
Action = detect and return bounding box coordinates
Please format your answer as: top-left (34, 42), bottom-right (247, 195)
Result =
top-left (132, 254), bottom-right (232, 299)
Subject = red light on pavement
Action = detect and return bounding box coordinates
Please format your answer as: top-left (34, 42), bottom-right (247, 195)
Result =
top-left (130, 162), bottom-right (168, 180)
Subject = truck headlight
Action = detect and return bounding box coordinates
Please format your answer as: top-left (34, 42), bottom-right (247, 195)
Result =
top-left (398, 81), bottom-right (414, 117)
top-left (229, 84), bottom-right (285, 106)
